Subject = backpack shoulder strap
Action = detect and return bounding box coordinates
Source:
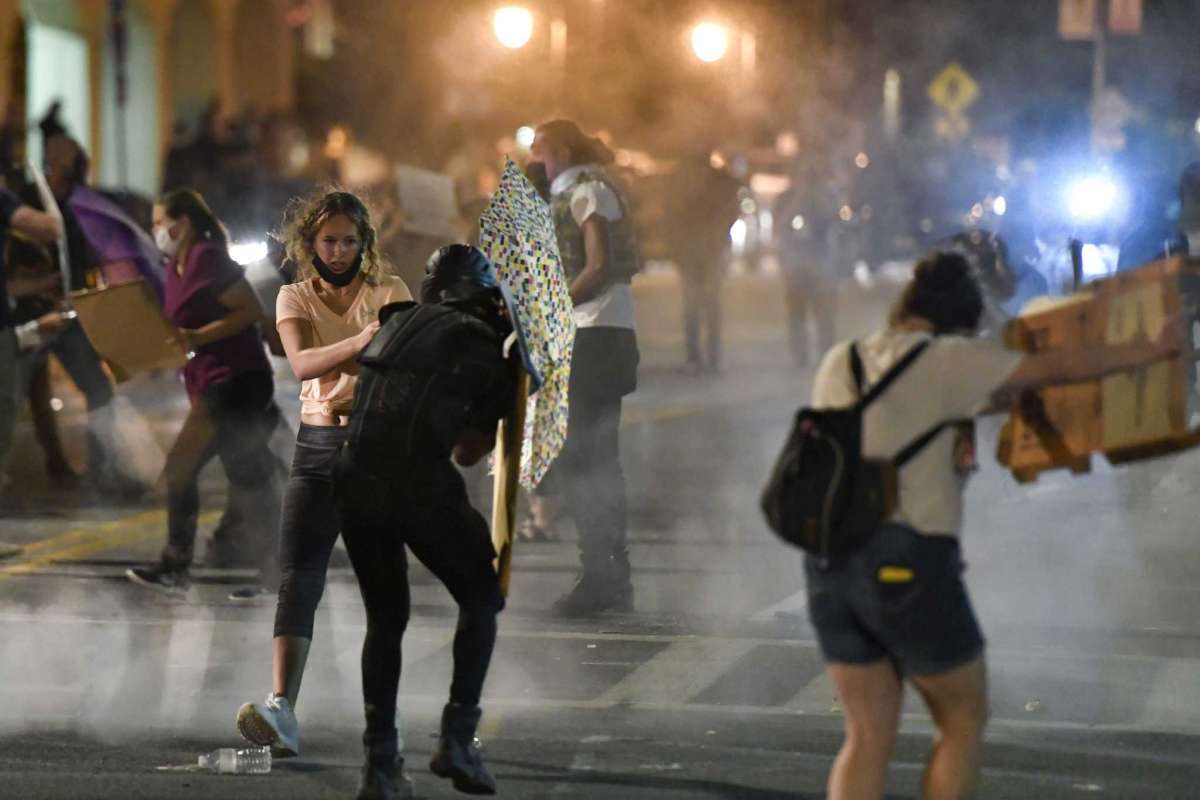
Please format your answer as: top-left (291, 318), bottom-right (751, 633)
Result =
top-left (849, 343), bottom-right (865, 396)
top-left (855, 339), bottom-right (931, 411)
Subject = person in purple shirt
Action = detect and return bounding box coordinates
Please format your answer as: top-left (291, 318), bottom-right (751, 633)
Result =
top-left (126, 189), bottom-right (281, 595)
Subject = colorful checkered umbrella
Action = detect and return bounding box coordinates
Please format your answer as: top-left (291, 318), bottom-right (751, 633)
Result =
top-left (479, 159), bottom-right (575, 491)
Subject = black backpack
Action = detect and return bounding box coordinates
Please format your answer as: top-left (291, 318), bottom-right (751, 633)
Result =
top-left (761, 339), bottom-right (951, 561)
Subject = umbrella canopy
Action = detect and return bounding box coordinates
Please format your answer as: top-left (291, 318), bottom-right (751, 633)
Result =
top-left (479, 159), bottom-right (576, 490)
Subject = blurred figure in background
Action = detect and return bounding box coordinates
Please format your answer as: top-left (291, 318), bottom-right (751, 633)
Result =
top-left (530, 119), bottom-right (640, 615)
top-left (8, 122), bottom-right (153, 496)
top-left (1118, 162), bottom-right (1200, 271)
top-left (666, 154), bottom-right (740, 375)
top-left (125, 189), bottom-right (281, 595)
top-left (775, 181), bottom-right (837, 367)
top-left (0, 185), bottom-right (66, 513)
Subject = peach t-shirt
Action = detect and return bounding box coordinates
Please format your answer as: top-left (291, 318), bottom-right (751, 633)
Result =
top-left (275, 274), bottom-right (412, 417)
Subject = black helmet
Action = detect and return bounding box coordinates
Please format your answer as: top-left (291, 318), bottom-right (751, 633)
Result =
top-left (421, 244), bottom-right (499, 304)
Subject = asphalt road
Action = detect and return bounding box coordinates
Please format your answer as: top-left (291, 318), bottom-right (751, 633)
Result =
top-left (2, 270), bottom-right (1199, 799)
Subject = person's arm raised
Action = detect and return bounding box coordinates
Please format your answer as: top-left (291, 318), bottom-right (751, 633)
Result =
top-left (991, 322), bottom-right (1181, 407)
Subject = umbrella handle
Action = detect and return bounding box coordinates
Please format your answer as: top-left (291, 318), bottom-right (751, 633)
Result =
top-left (491, 369), bottom-right (531, 596)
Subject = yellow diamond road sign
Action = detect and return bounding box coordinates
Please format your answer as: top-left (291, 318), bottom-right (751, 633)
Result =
top-left (928, 63), bottom-right (978, 114)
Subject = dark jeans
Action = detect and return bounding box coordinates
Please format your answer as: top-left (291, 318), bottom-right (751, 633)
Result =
top-left (333, 454), bottom-right (505, 747)
top-left (272, 423), bottom-right (348, 639)
top-left (553, 326), bottom-right (638, 587)
top-left (680, 262), bottom-right (723, 370)
top-left (17, 320), bottom-right (124, 477)
top-left (162, 371), bottom-right (280, 574)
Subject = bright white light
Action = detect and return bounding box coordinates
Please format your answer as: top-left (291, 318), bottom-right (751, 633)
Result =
top-left (229, 241), bottom-right (269, 265)
top-left (691, 22), bottom-right (728, 63)
top-left (854, 152), bottom-right (870, 169)
top-left (50, 397), bottom-right (64, 412)
top-left (515, 126), bottom-right (535, 148)
top-left (494, 6), bottom-right (534, 49)
top-left (838, 205), bottom-right (853, 222)
top-left (993, 195), bottom-right (1007, 216)
top-left (729, 218), bottom-right (747, 248)
top-left (1081, 243), bottom-right (1119, 278)
top-left (790, 214), bottom-right (805, 231)
top-left (1067, 176), bottom-right (1120, 221)
top-left (1195, 117), bottom-right (1200, 135)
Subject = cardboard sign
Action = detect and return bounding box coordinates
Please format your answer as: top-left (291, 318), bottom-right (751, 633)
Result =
top-left (70, 279), bottom-right (187, 382)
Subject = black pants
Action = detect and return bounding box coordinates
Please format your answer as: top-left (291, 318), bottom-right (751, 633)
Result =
top-left (334, 454), bottom-right (505, 748)
top-left (273, 423), bottom-right (348, 639)
top-left (162, 371), bottom-right (280, 573)
top-left (552, 326), bottom-right (638, 587)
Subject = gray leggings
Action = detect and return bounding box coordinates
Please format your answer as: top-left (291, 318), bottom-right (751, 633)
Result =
top-left (272, 423), bottom-right (348, 639)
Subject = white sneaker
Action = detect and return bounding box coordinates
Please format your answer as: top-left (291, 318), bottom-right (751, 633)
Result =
top-left (237, 694), bottom-right (299, 757)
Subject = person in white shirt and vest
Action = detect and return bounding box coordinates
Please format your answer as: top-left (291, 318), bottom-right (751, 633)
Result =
top-left (529, 119), bottom-right (640, 615)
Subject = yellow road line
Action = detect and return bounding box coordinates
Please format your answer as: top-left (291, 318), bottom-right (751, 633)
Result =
top-left (0, 510), bottom-right (220, 581)
top-left (16, 509), bottom-right (167, 556)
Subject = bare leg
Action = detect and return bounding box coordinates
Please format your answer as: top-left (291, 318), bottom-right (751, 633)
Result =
top-left (910, 657), bottom-right (988, 800)
top-left (273, 635), bottom-right (312, 707)
top-left (826, 659), bottom-right (905, 800)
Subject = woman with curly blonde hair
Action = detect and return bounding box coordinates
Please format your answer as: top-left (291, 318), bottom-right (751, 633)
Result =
top-left (236, 190), bottom-right (411, 761)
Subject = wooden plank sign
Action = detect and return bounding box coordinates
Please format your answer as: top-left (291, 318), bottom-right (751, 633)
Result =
top-left (998, 256), bottom-right (1200, 481)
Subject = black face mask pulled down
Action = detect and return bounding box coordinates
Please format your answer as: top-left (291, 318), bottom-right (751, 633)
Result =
top-left (313, 252), bottom-right (363, 287)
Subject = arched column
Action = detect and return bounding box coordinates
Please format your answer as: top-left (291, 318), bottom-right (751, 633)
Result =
top-left (140, 0), bottom-right (178, 175)
top-left (210, 0), bottom-right (239, 117)
top-left (75, 0), bottom-right (106, 178)
top-left (0, 0), bottom-right (21, 120)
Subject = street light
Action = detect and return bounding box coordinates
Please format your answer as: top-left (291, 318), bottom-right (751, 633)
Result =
top-left (691, 22), bottom-right (728, 63)
top-left (494, 6), bottom-right (533, 49)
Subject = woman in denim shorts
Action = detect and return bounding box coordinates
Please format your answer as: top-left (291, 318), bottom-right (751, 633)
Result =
top-left (805, 251), bottom-right (1178, 799)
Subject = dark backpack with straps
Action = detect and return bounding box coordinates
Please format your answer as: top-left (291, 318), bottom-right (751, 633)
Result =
top-left (761, 340), bottom-right (950, 561)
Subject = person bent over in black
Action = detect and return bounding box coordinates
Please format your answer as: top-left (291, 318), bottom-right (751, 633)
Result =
top-left (334, 244), bottom-right (515, 799)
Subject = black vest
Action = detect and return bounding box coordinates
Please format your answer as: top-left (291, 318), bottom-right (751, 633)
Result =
top-left (550, 166), bottom-right (641, 284)
top-left (346, 301), bottom-right (505, 464)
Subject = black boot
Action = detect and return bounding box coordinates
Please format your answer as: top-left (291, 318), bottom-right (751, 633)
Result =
top-left (429, 703), bottom-right (496, 795)
top-left (552, 557), bottom-right (633, 617)
top-left (357, 732), bottom-right (415, 800)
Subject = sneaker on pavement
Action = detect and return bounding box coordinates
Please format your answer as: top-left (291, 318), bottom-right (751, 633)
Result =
top-left (237, 694), bottom-right (300, 758)
top-left (125, 564), bottom-right (191, 597)
top-left (228, 585), bottom-right (274, 603)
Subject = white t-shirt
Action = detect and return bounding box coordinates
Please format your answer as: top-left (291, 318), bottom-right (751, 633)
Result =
top-left (811, 328), bottom-right (1023, 538)
top-left (550, 164), bottom-right (636, 330)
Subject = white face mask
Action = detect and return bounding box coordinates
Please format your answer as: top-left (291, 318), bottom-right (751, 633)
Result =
top-left (154, 222), bottom-right (183, 258)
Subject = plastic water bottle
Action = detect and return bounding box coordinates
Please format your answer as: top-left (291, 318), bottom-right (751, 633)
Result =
top-left (197, 746), bottom-right (272, 774)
